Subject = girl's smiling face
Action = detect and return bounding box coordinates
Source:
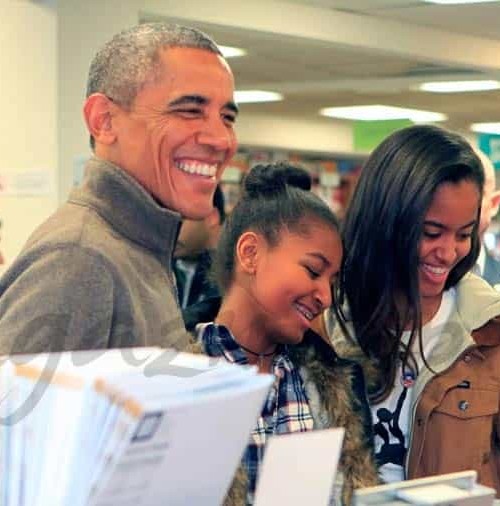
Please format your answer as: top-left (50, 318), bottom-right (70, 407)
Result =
top-left (249, 218), bottom-right (342, 346)
top-left (418, 179), bottom-right (480, 319)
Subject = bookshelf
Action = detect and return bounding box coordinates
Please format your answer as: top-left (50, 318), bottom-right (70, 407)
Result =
top-left (222, 145), bottom-right (367, 219)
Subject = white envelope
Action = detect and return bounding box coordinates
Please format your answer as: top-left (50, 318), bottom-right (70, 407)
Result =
top-left (254, 428), bottom-right (345, 506)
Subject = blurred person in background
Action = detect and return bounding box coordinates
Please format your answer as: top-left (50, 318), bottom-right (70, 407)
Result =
top-left (174, 185), bottom-right (226, 310)
top-left (474, 148), bottom-right (500, 286)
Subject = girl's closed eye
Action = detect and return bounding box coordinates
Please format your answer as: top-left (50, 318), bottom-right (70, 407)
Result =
top-left (304, 265), bottom-right (320, 279)
top-left (458, 229), bottom-right (474, 240)
top-left (423, 230), bottom-right (441, 239)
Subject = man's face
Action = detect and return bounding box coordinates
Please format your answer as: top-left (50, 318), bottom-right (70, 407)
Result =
top-left (107, 47), bottom-right (238, 219)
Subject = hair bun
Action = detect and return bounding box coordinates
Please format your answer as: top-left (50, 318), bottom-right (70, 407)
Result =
top-left (243, 162), bottom-right (312, 198)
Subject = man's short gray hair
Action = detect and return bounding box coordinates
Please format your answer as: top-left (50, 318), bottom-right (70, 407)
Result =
top-left (86, 22), bottom-right (223, 109)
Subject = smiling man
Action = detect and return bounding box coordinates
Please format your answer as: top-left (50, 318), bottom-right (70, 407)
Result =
top-left (0, 23), bottom-right (238, 354)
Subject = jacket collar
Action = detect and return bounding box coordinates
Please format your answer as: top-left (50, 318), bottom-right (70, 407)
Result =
top-left (471, 316), bottom-right (500, 347)
top-left (455, 272), bottom-right (500, 330)
top-left (68, 156), bottom-right (181, 256)
top-left (426, 273), bottom-right (500, 367)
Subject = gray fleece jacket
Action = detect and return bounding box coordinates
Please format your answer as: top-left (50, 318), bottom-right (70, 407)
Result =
top-left (0, 157), bottom-right (189, 354)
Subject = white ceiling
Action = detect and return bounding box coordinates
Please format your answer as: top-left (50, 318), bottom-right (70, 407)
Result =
top-left (317, 0), bottom-right (500, 40)
top-left (141, 0), bottom-right (500, 132)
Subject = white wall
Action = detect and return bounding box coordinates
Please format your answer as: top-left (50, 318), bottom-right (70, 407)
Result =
top-left (58, 0), bottom-right (140, 203)
top-left (0, 0), bottom-right (58, 275)
top-left (236, 113), bottom-right (354, 154)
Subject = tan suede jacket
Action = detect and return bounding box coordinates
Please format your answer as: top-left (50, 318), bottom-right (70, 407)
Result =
top-left (407, 315), bottom-right (500, 493)
top-left (319, 274), bottom-right (500, 496)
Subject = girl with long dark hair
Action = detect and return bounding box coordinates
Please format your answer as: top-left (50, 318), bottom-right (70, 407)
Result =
top-left (319, 124), bottom-right (500, 494)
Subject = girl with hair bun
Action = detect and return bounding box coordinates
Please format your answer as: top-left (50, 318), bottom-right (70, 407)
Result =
top-left (195, 162), bottom-right (379, 505)
top-left (318, 124), bottom-right (500, 495)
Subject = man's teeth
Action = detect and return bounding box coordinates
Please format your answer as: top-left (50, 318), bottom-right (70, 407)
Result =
top-left (295, 303), bottom-right (314, 321)
top-left (176, 161), bottom-right (217, 177)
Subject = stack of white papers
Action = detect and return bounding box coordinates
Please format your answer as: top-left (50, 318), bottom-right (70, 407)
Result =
top-left (0, 347), bottom-right (273, 506)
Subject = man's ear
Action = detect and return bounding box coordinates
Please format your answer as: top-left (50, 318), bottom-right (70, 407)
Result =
top-left (491, 190), bottom-right (500, 218)
top-left (83, 93), bottom-right (117, 146)
top-left (235, 231), bottom-right (260, 275)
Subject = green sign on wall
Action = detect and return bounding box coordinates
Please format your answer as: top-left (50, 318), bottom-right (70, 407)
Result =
top-left (353, 119), bottom-right (412, 152)
top-left (477, 133), bottom-right (500, 170)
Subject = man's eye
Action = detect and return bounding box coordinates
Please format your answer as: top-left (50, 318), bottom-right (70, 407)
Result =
top-left (173, 108), bottom-right (203, 117)
top-left (222, 113), bottom-right (236, 124)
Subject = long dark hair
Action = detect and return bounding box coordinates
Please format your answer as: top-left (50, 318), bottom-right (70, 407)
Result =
top-left (336, 125), bottom-right (484, 401)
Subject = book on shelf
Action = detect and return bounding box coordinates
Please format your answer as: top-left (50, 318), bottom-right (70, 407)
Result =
top-left (0, 347), bottom-right (273, 506)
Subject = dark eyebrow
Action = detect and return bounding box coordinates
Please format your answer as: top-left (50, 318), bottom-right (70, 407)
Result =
top-left (168, 94), bottom-right (239, 115)
top-left (225, 101), bottom-right (239, 115)
top-left (424, 220), bottom-right (477, 230)
top-left (168, 95), bottom-right (208, 107)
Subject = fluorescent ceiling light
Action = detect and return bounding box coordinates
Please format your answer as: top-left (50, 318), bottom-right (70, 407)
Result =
top-left (421, 0), bottom-right (500, 4)
top-left (471, 122), bottom-right (500, 135)
top-left (419, 80), bottom-right (500, 93)
top-left (320, 105), bottom-right (447, 122)
top-left (219, 45), bottom-right (246, 58)
top-left (235, 90), bottom-right (283, 104)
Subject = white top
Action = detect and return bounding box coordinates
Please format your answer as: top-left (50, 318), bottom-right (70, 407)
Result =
top-left (371, 288), bottom-right (456, 484)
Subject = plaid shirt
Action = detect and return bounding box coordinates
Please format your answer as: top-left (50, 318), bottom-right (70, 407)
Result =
top-left (199, 323), bottom-right (314, 504)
